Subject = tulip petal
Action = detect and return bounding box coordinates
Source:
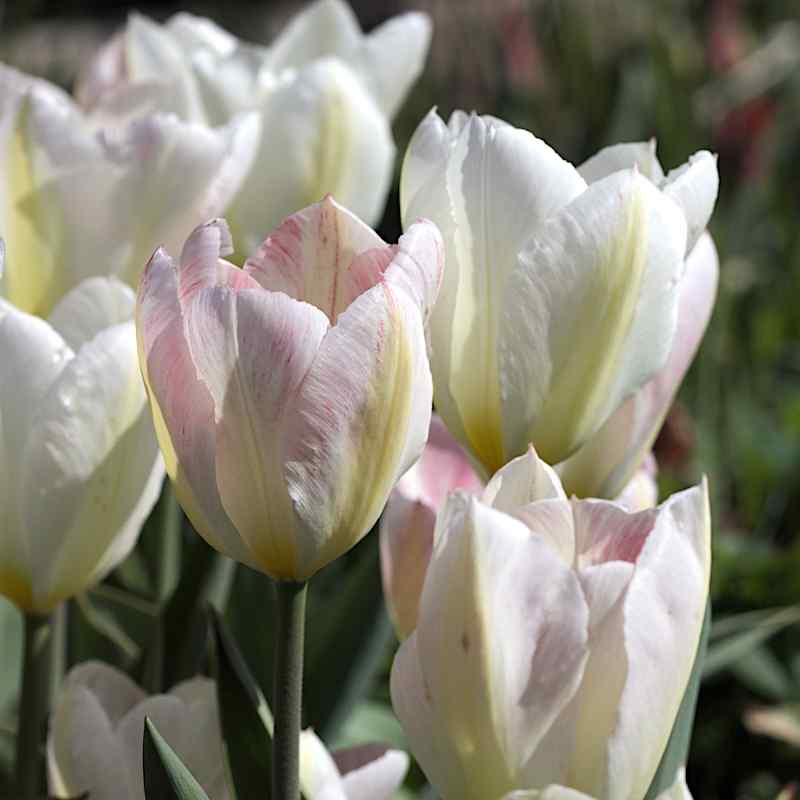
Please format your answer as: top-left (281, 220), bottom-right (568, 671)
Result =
top-left (578, 140), bottom-right (665, 184)
top-left (556, 232), bottom-right (718, 499)
top-left (101, 110), bottom-right (259, 286)
top-left (228, 60), bottom-right (394, 252)
top-left (285, 278), bottom-right (429, 579)
top-left (0, 301), bottom-right (71, 609)
top-left (266, 0), bottom-right (361, 71)
top-left (185, 284), bottom-right (328, 578)
top-left (482, 446), bottom-right (566, 512)
top-left (136, 247), bottom-right (259, 569)
top-left (47, 683), bottom-right (131, 800)
top-left (299, 728), bottom-right (348, 800)
top-left (500, 169), bottom-right (687, 465)
top-left (426, 113), bottom-right (587, 473)
top-left (48, 276), bottom-right (136, 350)
top-left (20, 321), bottom-right (163, 610)
top-left (166, 12), bottom-right (237, 57)
top-left (347, 12), bottom-right (432, 117)
top-left (409, 494), bottom-right (589, 800)
top-left (243, 195), bottom-right (387, 321)
top-left (125, 12), bottom-right (207, 122)
top-left (338, 746), bottom-right (409, 800)
top-left (662, 151), bottom-right (718, 255)
top-left (605, 482), bottom-right (711, 800)
top-left (503, 788), bottom-right (596, 800)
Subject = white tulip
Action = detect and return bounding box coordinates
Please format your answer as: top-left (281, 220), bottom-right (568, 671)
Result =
top-left (48, 661), bottom-right (408, 800)
top-left (0, 63), bottom-right (258, 316)
top-left (0, 265), bottom-right (163, 613)
top-left (77, 0), bottom-right (433, 255)
top-left (401, 111), bottom-right (719, 475)
top-left (391, 449), bottom-right (710, 800)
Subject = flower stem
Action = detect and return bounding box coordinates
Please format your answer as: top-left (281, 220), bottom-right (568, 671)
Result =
top-left (272, 579), bottom-right (307, 800)
top-left (16, 605), bottom-right (66, 798)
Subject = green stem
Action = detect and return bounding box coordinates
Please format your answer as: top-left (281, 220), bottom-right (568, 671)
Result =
top-left (16, 604), bottom-right (66, 798)
top-left (272, 580), bottom-right (307, 800)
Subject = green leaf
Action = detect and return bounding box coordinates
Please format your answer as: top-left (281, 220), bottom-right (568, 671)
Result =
top-left (210, 609), bottom-right (274, 800)
top-left (730, 645), bottom-right (794, 701)
top-left (143, 717), bottom-right (210, 800)
top-left (644, 600), bottom-right (710, 799)
top-left (703, 605), bottom-right (800, 680)
top-left (161, 539), bottom-right (237, 689)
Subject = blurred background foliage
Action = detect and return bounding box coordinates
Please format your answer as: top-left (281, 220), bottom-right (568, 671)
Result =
top-left (1, 0), bottom-right (800, 798)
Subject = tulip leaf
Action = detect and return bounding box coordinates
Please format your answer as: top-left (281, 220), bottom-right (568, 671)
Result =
top-left (210, 609), bottom-right (274, 800)
top-left (161, 537), bottom-right (238, 688)
top-left (703, 605), bottom-right (800, 680)
top-left (143, 717), bottom-right (210, 800)
top-left (643, 600), bottom-right (710, 799)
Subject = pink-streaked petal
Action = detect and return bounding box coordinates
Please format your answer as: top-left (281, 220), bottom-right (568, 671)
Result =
top-left (513, 499), bottom-right (577, 567)
top-left (379, 494), bottom-right (435, 640)
top-left (383, 218), bottom-right (445, 321)
top-left (177, 218), bottom-right (261, 304)
top-left (605, 481), bottom-right (711, 800)
top-left (396, 414), bottom-right (483, 509)
top-left (557, 232), bottom-right (718, 499)
top-left (243, 196), bottom-right (387, 321)
top-left (136, 247), bottom-right (258, 569)
top-left (410, 493), bottom-right (589, 800)
top-left (284, 280), bottom-right (431, 579)
top-left (571, 499), bottom-right (658, 568)
top-left (185, 286), bottom-right (328, 578)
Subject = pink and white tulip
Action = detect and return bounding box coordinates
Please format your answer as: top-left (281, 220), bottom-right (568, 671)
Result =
top-left (48, 662), bottom-right (408, 800)
top-left (380, 421), bottom-right (660, 639)
top-left (390, 449), bottom-right (710, 800)
top-left (136, 197), bottom-right (443, 581)
top-left (0, 266), bottom-right (163, 613)
top-left (401, 112), bottom-right (716, 476)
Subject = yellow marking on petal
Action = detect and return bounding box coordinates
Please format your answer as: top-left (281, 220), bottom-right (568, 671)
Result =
top-left (0, 568), bottom-right (34, 612)
top-left (310, 78), bottom-right (349, 206)
top-left (535, 184), bottom-right (649, 463)
top-left (5, 99), bottom-right (61, 316)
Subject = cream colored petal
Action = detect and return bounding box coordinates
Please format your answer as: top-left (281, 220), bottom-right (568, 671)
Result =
top-left (662, 151), bottom-right (718, 255)
top-left (228, 60), bottom-right (394, 254)
top-left (409, 494), bottom-right (589, 800)
top-left (499, 169), bottom-right (687, 465)
top-left (578, 140), bottom-right (664, 184)
top-left (482, 446), bottom-right (566, 512)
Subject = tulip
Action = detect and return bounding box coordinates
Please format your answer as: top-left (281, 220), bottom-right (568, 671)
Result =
top-left (0, 268), bottom-right (163, 613)
top-left (390, 449), bottom-right (711, 800)
top-left (556, 146), bottom-right (719, 499)
top-left (401, 110), bottom-right (719, 475)
top-left (380, 421), bottom-right (659, 639)
top-left (0, 63), bottom-right (258, 316)
top-left (47, 661), bottom-right (408, 800)
top-left (77, 0), bottom-right (432, 255)
top-left (136, 197), bottom-right (443, 581)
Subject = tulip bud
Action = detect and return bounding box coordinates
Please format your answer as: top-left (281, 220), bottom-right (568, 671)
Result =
top-left (401, 111), bottom-right (719, 475)
top-left (391, 450), bottom-right (710, 800)
top-left (137, 198), bottom-right (443, 581)
top-left (77, 0), bottom-right (432, 255)
top-left (47, 661), bottom-right (408, 800)
top-left (0, 64), bottom-right (258, 316)
top-left (0, 270), bottom-right (163, 613)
